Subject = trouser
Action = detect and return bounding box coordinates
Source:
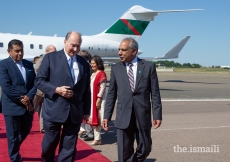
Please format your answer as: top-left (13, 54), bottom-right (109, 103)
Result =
top-left (38, 105), bottom-right (44, 131)
top-left (33, 95), bottom-right (44, 131)
top-left (117, 110), bottom-right (152, 162)
top-left (80, 122), bottom-right (93, 134)
top-left (41, 114), bottom-right (80, 162)
top-left (33, 94), bottom-right (43, 112)
top-left (4, 111), bottom-right (33, 162)
top-left (91, 107), bottom-right (104, 140)
top-left (92, 125), bottom-right (101, 140)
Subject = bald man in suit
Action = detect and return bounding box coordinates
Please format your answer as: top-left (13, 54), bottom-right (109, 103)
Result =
top-left (35, 31), bottom-right (91, 162)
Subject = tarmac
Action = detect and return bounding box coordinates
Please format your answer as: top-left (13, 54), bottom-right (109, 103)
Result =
top-left (87, 71), bottom-right (230, 162)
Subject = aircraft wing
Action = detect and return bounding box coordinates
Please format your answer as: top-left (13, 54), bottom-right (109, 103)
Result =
top-left (155, 36), bottom-right (190, 59)
top-left (141, 36), bottom-right (190, 61)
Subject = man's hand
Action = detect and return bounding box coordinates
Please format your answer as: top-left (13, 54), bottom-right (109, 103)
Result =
top-left (55, 86), bottom-right (74, 98)
top-left (101, 119), bottom-right (109, 131)
top-left (153, 120), bottom-right (162, 129)
top-left (21, 96), bottom-right (33, 111)
top-left (20, 95), bottom-right (30, 106)
top-left (83, 115), bottom-right (90, 121)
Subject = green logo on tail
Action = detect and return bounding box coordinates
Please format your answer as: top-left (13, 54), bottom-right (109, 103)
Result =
top-left (105, 19), bottom-right (149, 35)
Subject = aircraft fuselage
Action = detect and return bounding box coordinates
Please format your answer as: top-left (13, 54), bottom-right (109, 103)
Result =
top-left (0, 33), bottom-right (121, 60)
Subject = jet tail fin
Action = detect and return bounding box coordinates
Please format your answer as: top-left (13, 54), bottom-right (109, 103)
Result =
top-left (94, 5), bottom-right (201, 42)
top-left (155, 36), bottom-right (190, 59)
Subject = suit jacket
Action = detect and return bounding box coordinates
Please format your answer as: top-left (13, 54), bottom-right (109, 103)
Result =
top-left (34, 54), bottom-right (45, 97)
top-left (34, 49), bottom-right (91, 124)
top-left (0, 57), bottom-right (36, 116)
top-left (104, 58), bottom-right (162, 129)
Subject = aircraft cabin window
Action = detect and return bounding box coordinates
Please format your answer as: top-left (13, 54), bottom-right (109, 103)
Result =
top-left (91, 47), bottom-right (93, 50)
top-left (0, 42), bottom-right (3, 47)
top-left (112, 49), bottom-right (114, 52)
top-left (30, 44), bottom-right (34, 49)
top-left (98, 48), bottom-right (100, 51)
top-left (88, 47), bottom-right (90, 49)
top-left (39, 44), bottom-right (43, 49)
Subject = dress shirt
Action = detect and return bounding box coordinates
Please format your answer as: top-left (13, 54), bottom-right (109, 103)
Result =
top-left (64, 50), bottom-right (79, 84)
top-left (12, 58), bottom-right (26, 83)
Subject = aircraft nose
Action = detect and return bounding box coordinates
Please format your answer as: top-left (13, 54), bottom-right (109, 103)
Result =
top-left (137, 49), bottom-right (143, 55)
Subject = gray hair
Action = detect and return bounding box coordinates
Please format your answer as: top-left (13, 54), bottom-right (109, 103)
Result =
top-left (45, 45), bottom-right (56, 53)
top-left (122, 37), bottom-right (138, 53)
top-left (65, 31), bottom-right (82, 44)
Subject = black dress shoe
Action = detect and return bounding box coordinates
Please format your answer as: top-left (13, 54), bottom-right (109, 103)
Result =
top-left (83, 136), bottom-right (94, 141)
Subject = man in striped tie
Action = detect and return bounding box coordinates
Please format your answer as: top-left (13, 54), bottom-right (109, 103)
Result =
top-left (102, 37), bottom-right (162, 162)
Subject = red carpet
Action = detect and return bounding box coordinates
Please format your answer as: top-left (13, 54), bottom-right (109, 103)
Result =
top-left (0, 113), bottom-right (110, 162)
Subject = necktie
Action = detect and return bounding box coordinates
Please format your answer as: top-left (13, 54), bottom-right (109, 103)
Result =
top-left (128, 63), bottom-right (134, 92)
top-left (68, 57), bottom-right (75, 84)
top-left (17, 62), bottom-right (26, 83)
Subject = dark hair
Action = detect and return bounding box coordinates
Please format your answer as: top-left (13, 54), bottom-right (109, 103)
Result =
top-left (34, 56), bottom-right (39, 61)
top-left (8, 39), bottom-right (23, 50)
top-left (91, 55), bottom-right (104, 71)
top-left (79, 50), bottom-right (92, 61)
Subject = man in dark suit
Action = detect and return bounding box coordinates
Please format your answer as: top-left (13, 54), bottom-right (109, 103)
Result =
top-left (35, 31), bottom-right (91, 162)
top-left (102, 37), bottom-right (162, 162)
top-left (0, 39), bottom-right (36, 161)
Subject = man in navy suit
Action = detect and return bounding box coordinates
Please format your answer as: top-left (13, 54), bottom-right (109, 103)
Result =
top-left (35, 31), bottom-right (91, 162)
top-left (0, 39), bottom-right (36, 162)
top-left (102, 37), bottom-right (162, 162)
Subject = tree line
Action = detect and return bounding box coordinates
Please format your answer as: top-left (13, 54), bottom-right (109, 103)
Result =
top-left (153, 60), bottom-right (202, 68)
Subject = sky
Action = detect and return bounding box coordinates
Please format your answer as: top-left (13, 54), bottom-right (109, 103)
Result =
top-left (0, 0), bottom-right (229, 67)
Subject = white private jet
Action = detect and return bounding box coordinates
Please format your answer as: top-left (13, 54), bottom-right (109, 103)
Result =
top-left (0, 5), bottom-right (202, 61)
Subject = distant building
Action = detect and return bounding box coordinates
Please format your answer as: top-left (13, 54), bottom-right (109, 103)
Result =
top-left (220, 66), bottom-right (230, 68)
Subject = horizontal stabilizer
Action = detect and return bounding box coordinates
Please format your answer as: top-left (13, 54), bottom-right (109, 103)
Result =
top-left (154, 9), bottom-right (203, 13)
